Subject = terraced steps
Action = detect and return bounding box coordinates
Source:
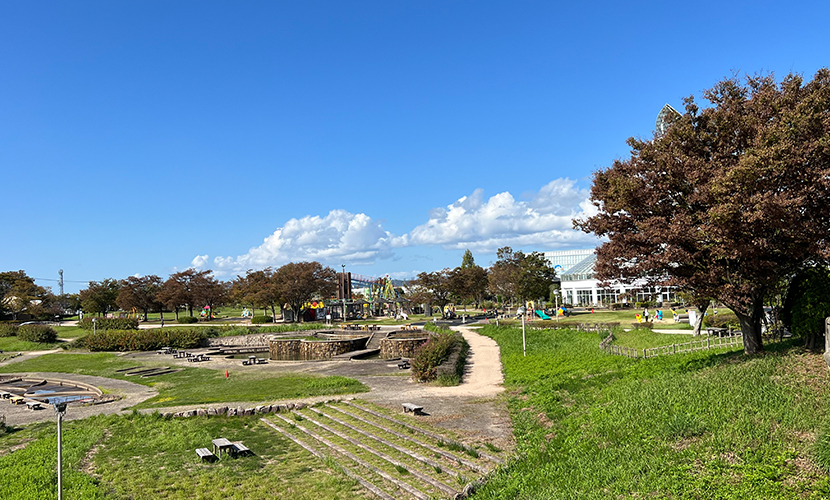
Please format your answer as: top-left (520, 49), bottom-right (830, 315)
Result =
top-left (261, 400), bottom-right (504, 500)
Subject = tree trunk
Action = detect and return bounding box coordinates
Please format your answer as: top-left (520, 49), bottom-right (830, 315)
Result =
top-left (692, 301), bottom-right (709, 336)
top-left (734, 298), bottom-right (765, 354)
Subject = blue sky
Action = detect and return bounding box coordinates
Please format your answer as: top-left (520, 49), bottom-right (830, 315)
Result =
top-left (2, 1), bottom-right (829, 294)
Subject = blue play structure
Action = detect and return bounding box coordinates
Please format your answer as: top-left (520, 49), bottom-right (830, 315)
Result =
top-left (535, 310), bottom-right (552, 320)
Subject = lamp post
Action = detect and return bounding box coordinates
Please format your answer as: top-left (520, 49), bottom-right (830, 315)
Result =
top-left (55, 402), bottom-right (68, 500)
top-left (92, 317), bottom-right (96, 335)
top-left (341, 264), bottom-right (346, 322)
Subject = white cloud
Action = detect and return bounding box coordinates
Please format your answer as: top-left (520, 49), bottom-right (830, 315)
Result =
top-left (206, 209), bottom-right (405, 276)
top-left (407, 178), bottom-right (600, 251)
top-left (193, 178), bottom-right (601, 276)
top-left (191, 255), bottom-right (209, 268)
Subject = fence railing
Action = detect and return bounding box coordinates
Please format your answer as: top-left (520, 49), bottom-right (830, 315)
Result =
top-left (600, 331), bottom-right (747, 359)
top-left (641, 334), bottom-right (743, 359)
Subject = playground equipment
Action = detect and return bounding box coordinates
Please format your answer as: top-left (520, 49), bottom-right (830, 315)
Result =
top-left (127, 307), bottom-right (138, 319)
top-left (535, 310), bottom-right (552, 320)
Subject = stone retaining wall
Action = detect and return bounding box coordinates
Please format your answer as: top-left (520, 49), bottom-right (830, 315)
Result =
top-left (161, 401), bottom-right (314, 419)
top-left (379, 333), bottom-right (430, 359)
top-left (269, 336), bottom-right (369, 360)
top-left (207, 330), bottom-right (335, 347)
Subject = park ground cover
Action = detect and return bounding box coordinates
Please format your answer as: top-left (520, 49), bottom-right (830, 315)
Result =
top-left (0, 412), bottom-right (368, 500)
top-left (471, 325), bottom-right (830, 499)
top-left (0, 352), bottom-right (367, 408)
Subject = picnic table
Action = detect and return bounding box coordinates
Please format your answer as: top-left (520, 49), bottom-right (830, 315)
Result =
top-left (25, 401), bottom-right (43, 410)
top-left (9, 395), bottom-right (25, 405)
top-left (706, 327), bottom-right (729, 337)
top-left (212, 438), bottom-right (235, 458)
top-left (397, 360), bottom-right (410, 370)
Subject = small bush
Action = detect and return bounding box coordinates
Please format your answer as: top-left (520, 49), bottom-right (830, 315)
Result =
top-left (79, 317), bottom-right (139, 331)
top-left (610, 303), bottom-right (629, 310)
top-left (411, 328), bottom-right (457, 382)
top-left (0, 324), bottom-right (18, 337)
top-left (178, 316), bottom-right (198, 324)
top-left (18, 324), bottom-right (58, 343)
top-left (251, 315), bottom-right (272, 324)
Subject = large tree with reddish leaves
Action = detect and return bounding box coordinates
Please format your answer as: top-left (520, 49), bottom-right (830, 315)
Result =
top-left (577, 69), bottom-right (830, 354)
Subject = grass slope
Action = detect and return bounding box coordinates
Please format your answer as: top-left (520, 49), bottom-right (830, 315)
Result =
top-left (473, 326), bottom-right (830, 500)
top-left (0, 352), bottom-right (368, 408)
top-left (0, 413), bottom-right (367, 500)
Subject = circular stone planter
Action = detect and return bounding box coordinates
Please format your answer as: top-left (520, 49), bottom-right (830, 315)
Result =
top-left (268, 332), bottom-right (370, 360)
top-left (379, 331), bottom-right (430, 359)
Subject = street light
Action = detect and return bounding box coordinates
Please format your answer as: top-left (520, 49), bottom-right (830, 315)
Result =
top-left (92, 317), bottom-right (97, 335)
top-left (341, 264), bottom-right (347, 322)
top-left (54, 401), bottom-right (68, 500)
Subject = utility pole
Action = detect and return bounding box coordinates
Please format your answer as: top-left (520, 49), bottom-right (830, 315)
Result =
top-left (58, 269), bottom-right (64, 296)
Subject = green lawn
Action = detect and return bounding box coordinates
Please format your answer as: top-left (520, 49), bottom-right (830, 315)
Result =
top-left (0, 412), bottom-right (368, 500)
top-left (497, 308), bottom-right (695, 330)
top-left (0, 336), bottom-right (64, 352)
top-left (0, 352), bottom-right (368, 408)
top-left (471, 325), bottom-right (830, 499)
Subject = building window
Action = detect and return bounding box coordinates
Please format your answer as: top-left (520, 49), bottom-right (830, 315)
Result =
top-left (596, 288), bottom-right (619, 305)
top-left (576, 290), bottom-right (593, 306)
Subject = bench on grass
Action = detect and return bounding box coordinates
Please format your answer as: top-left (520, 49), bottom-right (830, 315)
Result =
top-left (196, 448), bottom-right (216, 462)
top-left (232, 442), bottom-right (250, 456)
top-left (402, 402), bottom-right (424, 415)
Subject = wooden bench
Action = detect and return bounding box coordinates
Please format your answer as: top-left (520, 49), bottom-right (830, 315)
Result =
top-left (397, 361), bottom-right (410, 370)
top-left (232, 442), bottom-right (250, 456)
top-left (196, 448), bottom-right (216, 462)
top-left (402, 403), bottom-right (424, 415)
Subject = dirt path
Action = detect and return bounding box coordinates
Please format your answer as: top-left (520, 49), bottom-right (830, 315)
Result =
top-left (423, 326), bottom-right (504, 398)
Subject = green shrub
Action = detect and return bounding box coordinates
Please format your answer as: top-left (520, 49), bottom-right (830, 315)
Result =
top-left (18, 324), bottom-right (58, 343)
top-left (411, 328), bottom-right (457, 382)
top-left (251, 315), bottom-right (272, 324)
top-left (702, 311), bottom-right (739, 329)
top-left (782, 266), bottom-right (830, 348)
top-left (177, 316), bottom-right (198, 324)
top-left (610, 303), bottom-right (629, 310)
top-left (79, 317), bottom-right (139, 331)
top-left (436, 336), bottom-right (470, 386)
top-left (80, 328), bottom-right (207, 351)
top-left (0, 324), bottom-right (18, 337)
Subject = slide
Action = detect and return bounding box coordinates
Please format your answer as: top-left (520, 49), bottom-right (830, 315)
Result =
top-left (535, 310), bottom-right (552, 320)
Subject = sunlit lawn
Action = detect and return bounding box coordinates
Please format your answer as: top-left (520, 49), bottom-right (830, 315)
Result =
top-left (0, 352), bottom-right (368, 409)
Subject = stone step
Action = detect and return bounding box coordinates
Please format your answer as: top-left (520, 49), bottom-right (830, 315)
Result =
top-left (260, 418), bottom-right (395, 500)
top-left (270, 413), bottom-right (431, 500)
top-left (325, 404), bottom-right (486, 475)
top-left (332, 348), bottom-right (380, 360)
top-left (295, 409), bottom-right (458, 497)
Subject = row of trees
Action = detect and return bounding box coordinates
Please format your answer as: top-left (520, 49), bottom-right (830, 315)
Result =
top-left (409, 248), bottom-right (557, 318)
top-left (77, 263), bottom-right (338, 322)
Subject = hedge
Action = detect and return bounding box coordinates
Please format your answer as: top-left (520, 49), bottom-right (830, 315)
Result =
top-left (80, 328), bottom-right (208, 351)
top-left (178, 316), bottom-right (198, 324)
top-left (411, 326), bottom-right (458, 382)
top-left (0, 324), bottom-right (18, 337)
top-left (18, 324), bottom-right (58, 343)
top-left (79, 317), bottom-right (139, 331)
top-left (251, 315), bottom-right (273, 324)
top-left (702, 311), bottom-right (739, 329)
